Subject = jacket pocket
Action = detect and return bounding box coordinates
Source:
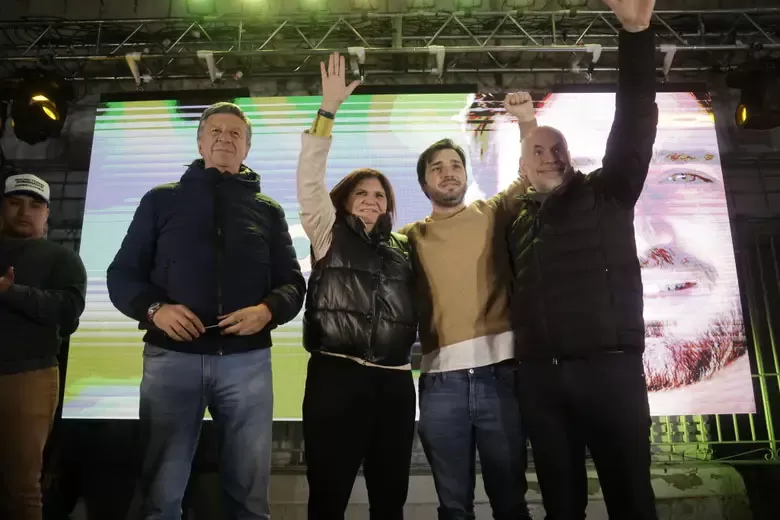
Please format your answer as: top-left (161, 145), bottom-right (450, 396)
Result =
top-left (143, 343), bottom-right (169, 357)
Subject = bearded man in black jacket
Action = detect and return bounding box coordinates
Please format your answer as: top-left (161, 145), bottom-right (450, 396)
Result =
top-left (508, 0), bottom-right (660, 518)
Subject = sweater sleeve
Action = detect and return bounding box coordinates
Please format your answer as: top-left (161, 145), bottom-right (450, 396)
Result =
top-left (483, 119), bottom-right (536, 213)
top-left (297, 115), bottom-right (337, 262)
top-left (0, 246), bottom-right (86, 333)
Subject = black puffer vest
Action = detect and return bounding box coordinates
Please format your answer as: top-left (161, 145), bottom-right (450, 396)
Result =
top-left (303, 214), bottom-right (417, 367)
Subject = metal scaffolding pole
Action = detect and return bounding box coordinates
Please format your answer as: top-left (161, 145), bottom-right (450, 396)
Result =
top-left (0, 8), bottom-right (777, 81)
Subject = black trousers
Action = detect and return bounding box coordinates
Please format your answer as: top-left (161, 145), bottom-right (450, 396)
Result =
top-left (303, 353), bottom-right (417, 520)
top-left (516, 353), bottom-right (658, 520)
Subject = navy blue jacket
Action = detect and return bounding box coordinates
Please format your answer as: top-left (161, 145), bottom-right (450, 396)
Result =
top-left (106, 160), bottom-right (306, 355)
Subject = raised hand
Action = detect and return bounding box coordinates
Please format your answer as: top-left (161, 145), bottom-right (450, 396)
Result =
top-left (603, 0), bottom-right (655, 32)
top-left (320, 52), bottom-right (361, 115)
top-left (503, 92), bottom-right (535, 123)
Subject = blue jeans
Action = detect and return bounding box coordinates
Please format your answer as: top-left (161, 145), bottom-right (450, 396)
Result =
top-left (139, 344), bottom-right (273, 520)
top-left (418, 361), bottom-right (530, 520)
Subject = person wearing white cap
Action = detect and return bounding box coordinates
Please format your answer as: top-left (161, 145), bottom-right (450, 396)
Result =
top-left (1, 173), bottom-right (51, 238)
top-left (0, 173), bottom-right (87, 520)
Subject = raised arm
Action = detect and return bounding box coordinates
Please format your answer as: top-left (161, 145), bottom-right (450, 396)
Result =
top-left (298, 51), bottom-right (361, 262)
top-left (596, 0), bottom-right (658, 206)
top-left (297, 127), bottom-right (336, 262)
top-left (485, 92), bottom-right (536, 212)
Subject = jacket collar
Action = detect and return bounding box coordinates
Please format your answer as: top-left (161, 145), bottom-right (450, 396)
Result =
top-left (342, 213), bottom-right (392, 245)
top-left (520, 170), bottom-right (585, 203)
top-left (180, 159), bottom-right (261, 192)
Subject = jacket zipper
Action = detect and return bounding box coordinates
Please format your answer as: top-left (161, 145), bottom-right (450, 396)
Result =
top-left (367, 252), bottom-right (383, 361)
top-left (214, 180), bottom-right (224, 356)
top-left (532, 198), bottom-right (556, 364)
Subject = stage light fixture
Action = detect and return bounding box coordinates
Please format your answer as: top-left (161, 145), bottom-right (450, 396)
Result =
top-left (11, 73), bottom-right (74, 145)
top-left (185, 0), bottom-right (216, 15)
top-left (726, 58), bottom-right (780, 131)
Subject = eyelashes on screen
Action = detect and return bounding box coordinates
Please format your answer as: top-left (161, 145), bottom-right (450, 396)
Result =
top-left (660, 171), bottom-right (714, 184)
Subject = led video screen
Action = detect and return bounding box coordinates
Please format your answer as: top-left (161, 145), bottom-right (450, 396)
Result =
top-left (62, 91), bottom-right (754, 419)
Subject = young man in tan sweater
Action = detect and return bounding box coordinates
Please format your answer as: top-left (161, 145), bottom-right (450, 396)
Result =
top-left (399, 96), bottom-right (536, 519)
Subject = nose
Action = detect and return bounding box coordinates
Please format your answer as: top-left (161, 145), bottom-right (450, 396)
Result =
top-left (634, 201), bottom-right (676, 253)
top-left (539, 150), bottom-right (562, 167)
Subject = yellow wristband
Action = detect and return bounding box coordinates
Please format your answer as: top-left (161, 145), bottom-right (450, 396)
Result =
top-left (310, 114), bottom-right (335, 138)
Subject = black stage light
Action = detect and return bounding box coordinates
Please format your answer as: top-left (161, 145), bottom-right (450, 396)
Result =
top-left (726, 59), bottom-right (780, 131)
top-left (11, 72), bottom-right (74, 145)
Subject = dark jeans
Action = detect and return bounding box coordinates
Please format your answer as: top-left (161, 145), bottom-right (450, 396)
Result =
top-left (0, 366), bottom-right (59, 520)
top-left (303, 353), bottom-right (416, 520)
top-left (418, 361), bottom-right (530, 520)
top-left (139, 344), bottom-right (273, 520)
top-left (516, 353), bottom-right (658, 520)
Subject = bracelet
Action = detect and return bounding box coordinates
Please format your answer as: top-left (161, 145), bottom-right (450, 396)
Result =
top-left (317, 108), bottom-right (335, 120)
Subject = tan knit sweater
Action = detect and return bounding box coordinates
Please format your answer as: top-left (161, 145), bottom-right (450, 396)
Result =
top-left (399, 178), bottom-right (527, 373)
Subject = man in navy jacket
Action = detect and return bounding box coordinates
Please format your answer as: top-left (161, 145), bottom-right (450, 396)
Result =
top-left (107, 102), bottom-right (305, 520)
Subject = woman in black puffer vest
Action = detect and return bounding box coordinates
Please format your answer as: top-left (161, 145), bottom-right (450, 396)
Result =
top-left (296, 112), bottom-right (418, 519)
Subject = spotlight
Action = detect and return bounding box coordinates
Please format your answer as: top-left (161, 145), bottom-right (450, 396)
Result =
top-left (11, 72), bottom-right (74, 145)
top-left (726, 58), bottom-right (780, 131)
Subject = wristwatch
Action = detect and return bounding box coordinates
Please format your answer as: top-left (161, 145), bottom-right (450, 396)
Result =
top-left (317, 108), bottom-right (335, 119)
top-left (147, 302), bottom-right (164, 323)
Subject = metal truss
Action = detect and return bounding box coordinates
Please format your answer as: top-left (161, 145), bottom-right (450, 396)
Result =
top-left (0, 8), bottom-right (778, 83)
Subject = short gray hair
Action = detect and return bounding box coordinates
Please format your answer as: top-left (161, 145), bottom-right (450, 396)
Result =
top-left (197, 102), bottom-right (252, 147)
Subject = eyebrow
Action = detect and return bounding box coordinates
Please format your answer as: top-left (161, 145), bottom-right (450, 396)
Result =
top-left (429, 159), bottom-right (463, 167)
top-left (208, 124), bottom-right (243, 132)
